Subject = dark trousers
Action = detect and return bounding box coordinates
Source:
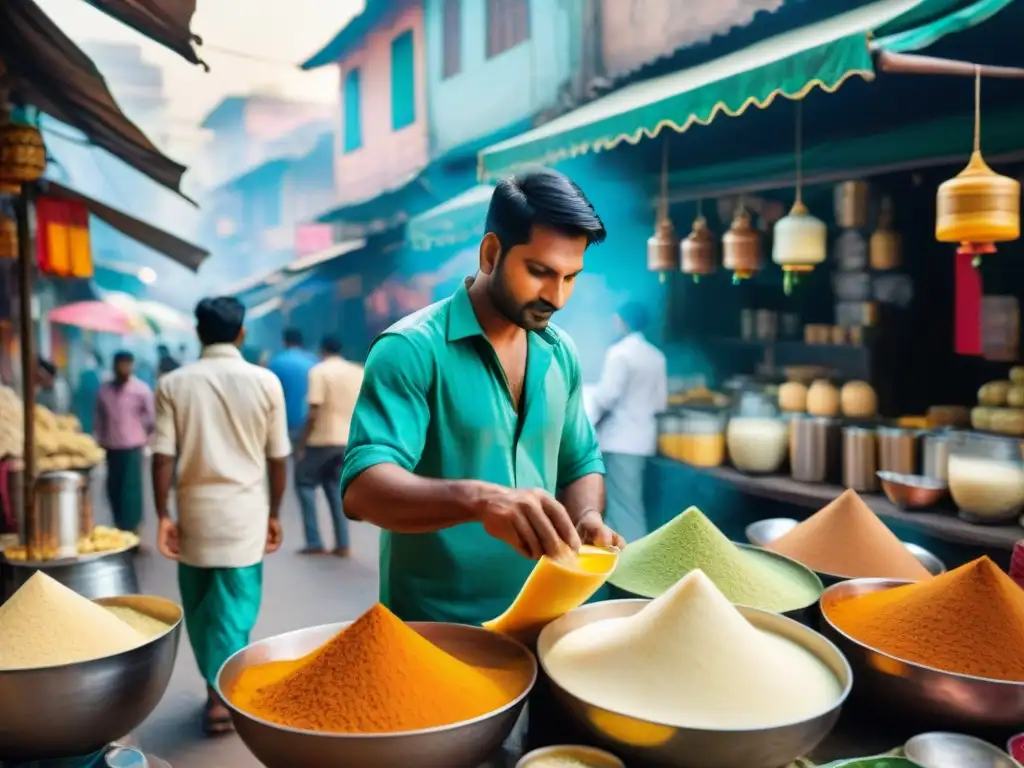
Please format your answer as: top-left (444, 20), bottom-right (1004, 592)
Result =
top-left (105, 447), bottom-right (144, 532)
top-left (295, 445), bottom-right (348, 550)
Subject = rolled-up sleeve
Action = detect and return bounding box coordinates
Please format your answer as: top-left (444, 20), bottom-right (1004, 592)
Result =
top-left (557, 343), bottom-right (605, 487)
top-left (340, 334), bottom-right (431, 496)
top-left (151, 382), bottom-right (176, 457)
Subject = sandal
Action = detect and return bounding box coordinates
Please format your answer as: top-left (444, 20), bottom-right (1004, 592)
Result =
top-left (298, 546), bottom-right (328, 556)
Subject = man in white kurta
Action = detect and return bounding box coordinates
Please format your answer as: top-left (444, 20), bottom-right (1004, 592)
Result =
top-left (151, 296), bottom-right (290, 735)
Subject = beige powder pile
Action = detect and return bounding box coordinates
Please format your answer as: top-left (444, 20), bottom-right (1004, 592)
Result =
top-left (104, 605), bottom-right (171, 639)
top-left (0, 572), bottom-right (149, 669)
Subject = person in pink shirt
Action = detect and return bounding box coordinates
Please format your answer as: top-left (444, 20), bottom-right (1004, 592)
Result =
top-left (94, 351), bottom-right (155, 532)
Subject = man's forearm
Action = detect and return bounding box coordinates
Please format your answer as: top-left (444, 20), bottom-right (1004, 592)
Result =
top-left (344, 463), bottom-right (486, 533)
top-left (558, 472), bottom-right (606, 525)
top-left (151, 453), bottom-right (175, 520)
top-left (297, 405), bottom-right (318, 449)
top-left (267, 458), bottom-right (287, 519)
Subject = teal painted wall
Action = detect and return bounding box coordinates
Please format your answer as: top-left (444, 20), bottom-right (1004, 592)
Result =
top-left (424, 0), bottom-right (582, 156)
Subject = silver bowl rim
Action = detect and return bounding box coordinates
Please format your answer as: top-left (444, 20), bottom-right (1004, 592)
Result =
top-left (746, 518), bottom-right (947, 578)
top-left (876, 471), bottom-right (949, 491)
top-left (821, 577), bottom-right (1024, 687)
top-left (216, 619), bottom-right (538, 740)
top-left (516, 744), bottom-right (626, 768)
top-left (0, 593), bottom-right (182, 673)
top-left (905, 731), bottom-right (1019, 763)
top-left (537, 598), bottom-right (854, 734)
top-left (1, 542), bottom-right (140, 567)
top-left (609, 541), bottom-right (824, 611)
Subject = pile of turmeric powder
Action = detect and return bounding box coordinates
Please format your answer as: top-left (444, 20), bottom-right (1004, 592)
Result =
top-left (825, 556), bottom-right (1024, 681)
top-left (229, 603), bottom-right (531, 733)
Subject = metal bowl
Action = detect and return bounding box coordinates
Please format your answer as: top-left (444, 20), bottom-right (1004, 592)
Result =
top-left (744, 518), bottom-right (946, 583)
top-left (1, 547), bottom-right (139, 602)
top-left (218, 621), bottom-right (536, 768)
top-left (905, 732), bottom-right (1019, 768)
top-left (877, 472), bottom-right (949, 510)
top-left (0, 594), bottom-right (182, 760)
top-left (536, 599), bottom-right (852, 768)
top-left (820, 579), bottom-right (1024, 728)
top-left (516, 745), bottom-right (625, 768)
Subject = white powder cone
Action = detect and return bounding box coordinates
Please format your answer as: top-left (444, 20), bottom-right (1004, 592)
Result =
top-left (0, 571), bottom-right (149, 669)
top-left (544, 570), bottom-right (841, 729)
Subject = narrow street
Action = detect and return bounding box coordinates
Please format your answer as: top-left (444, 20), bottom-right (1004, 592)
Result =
top-left (96, 466), bottom-right (381, 767)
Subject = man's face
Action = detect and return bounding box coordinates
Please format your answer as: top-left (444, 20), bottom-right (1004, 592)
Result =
top-left (114, 358), bottom-right (133, 380)
top-left (37, 367), bottom-right (53, 389)
top-left (485, 225), bottom-right (586, 331)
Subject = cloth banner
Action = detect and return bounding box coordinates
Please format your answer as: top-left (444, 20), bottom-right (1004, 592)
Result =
top-left (36, 197), bottom-right (93, 278)
top-left (953, 249), bottom-right (983, 356)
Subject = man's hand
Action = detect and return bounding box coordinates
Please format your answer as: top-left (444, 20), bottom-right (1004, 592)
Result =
top-left (265, 518), bottom-right (283, 554)
top-left (576, 509), bottom-right (626, 549)
top-left (156, 517), bottom-right (180, 560)
top-left (474, 485), bottom-right (581, 560)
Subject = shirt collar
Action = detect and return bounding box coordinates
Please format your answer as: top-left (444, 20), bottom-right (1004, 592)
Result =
top-left (446, 277), bottom-right (562, 347)
top-left (201, 344), bottom-right (243, 361)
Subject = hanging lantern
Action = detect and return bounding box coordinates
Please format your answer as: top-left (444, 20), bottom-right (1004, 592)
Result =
top-left (869, 196), bottom-right (901, 271)
top-left (722, 205), bottom-right (762, 283)
top-left (680, 211), bottom-right (716, 282)
top-left (0, 111), bottom-right (46, 196)
top-left (773, 102), bottom-right (826, 295)
top-left (936, 69), bottom-right (1020, 267)
top-left (0, 210), bottom-right (15, 259)
top-left (834, 180), bottom-right (869, 229)
top-left (647, 137), bottom-right (678, 276)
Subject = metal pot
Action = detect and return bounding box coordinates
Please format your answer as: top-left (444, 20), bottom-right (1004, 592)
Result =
top-left (877, 427), bottom-right (919, 475)
top-left (790, 416), bottom-right (841, 484)
top-left (842, 426), bottom-right (878, 492)
top-left (1, 548), bottom-right (139, 603)
top-left (28, 471), bottom-right (83, 561)
top-left (922, 432), bottom-right (952, 481)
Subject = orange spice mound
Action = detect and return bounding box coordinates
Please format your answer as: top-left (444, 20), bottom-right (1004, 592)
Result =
top-left (767, 489), bottom-right (931, 580)
top-left (824, 556), bottom-right (1024, 682)
top-left (229, 604), bottom-right (530, 733)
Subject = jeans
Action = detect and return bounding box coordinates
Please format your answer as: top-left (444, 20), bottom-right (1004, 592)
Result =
top-left (295, 445), bottom-right (348, 550)
top-left (602, 452), bottom-right (649, 543)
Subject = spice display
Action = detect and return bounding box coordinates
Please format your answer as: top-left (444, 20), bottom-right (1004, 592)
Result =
top-left (0, 387), bottom-right (105, 469)
top-left (229, 603), bottom-right (531, 733)
top-left (608, 507), bottom-right (820, 612)
top-left (545, 570), bottom-right (841, 729)
top-left (767, 490), bottom-right (931, 580)
top-left (484, 545), bottom-right (617, 641)
top-left (824, 557), bottom-right (1024, 681)
top-left (0, 572), bottom-right (148, 669)
top-left (104, 605), bottom-right (172, 639)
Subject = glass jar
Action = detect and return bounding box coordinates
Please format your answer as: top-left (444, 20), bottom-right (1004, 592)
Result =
top-left (726, 391), bottom-right (789, 475)
top-left (657, 411), bottom-right (684, 461)
top-left (947, 432), bottom-right (1024, 524)
top-left (678, 407), bottom-right (727, 467)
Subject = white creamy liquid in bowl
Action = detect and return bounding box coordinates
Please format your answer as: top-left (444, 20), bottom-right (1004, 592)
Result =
top-left (727, 417), bottom-right (789, 474)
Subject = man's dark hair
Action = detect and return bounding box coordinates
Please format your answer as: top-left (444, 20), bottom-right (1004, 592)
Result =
top-left (283, 327), bottom-right (303, 347)
top-left (156, 343), bottom-right (170, 357)
top-left (38, 357), bottom-right (56, 377)
top-left (485, 168), bottom-right (606, 257)
top-left (321, 336), bottom-right (343, 355)
top-left (195, 296), bottom-right (245, 346)
top-left (113, 350), bottom-right (134, 365)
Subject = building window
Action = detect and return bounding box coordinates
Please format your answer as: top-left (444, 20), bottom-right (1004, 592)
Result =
top-left (442, 0), bottom-right (462, 79)
top-left (486, 0), bottom-right (529, 59)
top-left (342, 68), bottom-right (362, 153)
top-left (390, 30), bottom-right (416, 131)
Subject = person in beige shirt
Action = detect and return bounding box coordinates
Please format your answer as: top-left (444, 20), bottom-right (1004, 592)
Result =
top-left (294, 335), bottom-right (363, 556)
top-left (151, 296), bottom-right (290, 736)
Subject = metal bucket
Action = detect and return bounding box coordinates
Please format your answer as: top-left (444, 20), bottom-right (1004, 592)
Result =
top-left (28, 471), bottom-right (84, 561)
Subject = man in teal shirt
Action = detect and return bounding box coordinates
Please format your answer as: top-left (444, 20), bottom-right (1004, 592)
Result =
top-left (342, 169), bottom-right (624, 625)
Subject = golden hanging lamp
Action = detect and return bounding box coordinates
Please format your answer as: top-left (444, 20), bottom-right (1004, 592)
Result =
top-left (0, 210), bottom-right (15, 260)
top-left (722, 202), bottom-right (762, 283)
top-left (870, 196), bottom-right (901, 270)
top-left (680, 201), bottom-right (716, 283)
top-left (647, 137), bottom-right (678, 277)
top-left (936, 67), bottom-right (1020, 266)
top-left (772, 101), bottom-right (827, 295)
top-left (834, 180), bottom-right (869, 229)
top-left (0, 107), bottom-right (46, 196)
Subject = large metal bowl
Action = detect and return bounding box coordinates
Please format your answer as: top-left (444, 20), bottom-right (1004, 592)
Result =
top-left (820, 579), bottom-right (1024, 728)
top-left (536, 599), bottom-right (852, 768)
top-left (218, 621), bottom-right (537, 768)
top-left (745, 517), bottom-right (946, 584)
top-left (0, 594), bottom-right (182, 760)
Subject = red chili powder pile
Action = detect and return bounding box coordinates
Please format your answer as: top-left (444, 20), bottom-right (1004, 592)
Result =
top-left (824, 556), bottom-right (1024, 681)
top-left (767, 489), bottom-right (932, 580)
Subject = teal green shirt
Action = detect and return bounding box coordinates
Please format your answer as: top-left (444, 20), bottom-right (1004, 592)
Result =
top-left (341, 281), bottom-right (604, 625)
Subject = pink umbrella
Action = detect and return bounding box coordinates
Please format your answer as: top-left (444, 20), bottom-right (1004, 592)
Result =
top-left (49, 301), bottom-right (151, 336)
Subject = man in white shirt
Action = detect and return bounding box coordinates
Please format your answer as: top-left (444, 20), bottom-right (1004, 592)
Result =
top-left (151, 296), bottom-right (290, 736)
top-left (585, 302), bottom-right (668, 542)
top-left (293, 335), bottom-right (363, 556)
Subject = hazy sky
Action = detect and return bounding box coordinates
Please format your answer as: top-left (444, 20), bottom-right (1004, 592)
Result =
top-left (34, 0), bottom-right (364, 124)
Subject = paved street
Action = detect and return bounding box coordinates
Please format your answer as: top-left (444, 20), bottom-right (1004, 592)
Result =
top-left (95, 468), bottom-right (382, 767)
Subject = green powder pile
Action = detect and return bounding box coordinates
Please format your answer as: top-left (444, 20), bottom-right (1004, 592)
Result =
top-left (608, 507), bottom-right (821, 612)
